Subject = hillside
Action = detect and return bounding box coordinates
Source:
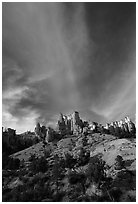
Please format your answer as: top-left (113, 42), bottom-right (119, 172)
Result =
top-left (2, 132), bottom-right (136, 202)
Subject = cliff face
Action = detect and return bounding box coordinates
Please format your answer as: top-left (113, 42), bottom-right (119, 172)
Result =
top-left (57, 111), bottom-right (83, 135)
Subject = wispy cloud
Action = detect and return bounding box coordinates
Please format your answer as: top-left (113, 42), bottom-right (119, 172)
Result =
top-left (2, 3), bottom-right (136, 133)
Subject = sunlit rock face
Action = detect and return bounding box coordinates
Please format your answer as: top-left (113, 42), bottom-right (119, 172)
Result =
top-left (46, 127), bottom-right (54, 142)
top-left (72, 111), bottom-right (80, 124)
top-left (72, 111), bottom-right (81, 134)
top-left (57, 113), bottom-right (66, 135)
top-left (57, 111), bottom-right (84, 135)
top-left (34, 123), bottom-right (47, 141)
top-left (41, 126), bottom-right (47, 140)
top-left (34, 122), bottom-right (41, 137)
top-left (63, 115), bottom-right (72, 134)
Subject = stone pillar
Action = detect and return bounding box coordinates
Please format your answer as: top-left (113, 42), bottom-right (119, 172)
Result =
top-left (58, 113), bottom-right (66, 135)
top-left (41, 125), bottom-right (47, 141)
top-left (46, 127), bottom-right (53, 142)
top-left (35, 122), bottom-right (41, 137)
top-left (72, 111), bottom-right (81, 134)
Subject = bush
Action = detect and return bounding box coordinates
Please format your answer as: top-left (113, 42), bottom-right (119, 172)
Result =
top-left (67, 171), bottom-right (86, 195)
top-left (30, 156), bottom-right (48, 173)
top-left (85, 155), bottom-right (117, 201)
top-left (64, 152), bottom-right (77, 169)
top-left (109, 187), bottom-right (122, 201)
top-left (3, 157), bottom-right (20, 170)
top-left (52, 192), bottom-right (65, 202)
top-left (51, 155), bottom-right (65, 194)
top-left (76, 148), bottom-right (90, 166)
top-left (67, 185), bottom-right (82, 201)
top-left (3, 173), bottom-right (52, 202)
top-left (28, 154), bottom-right (36, 162)
top-left (44, 149), bottom-right (51, 158)
top-left (68, 171), bottom-right (86, 185)
top-left (86, 155), bottom-right (106, 185)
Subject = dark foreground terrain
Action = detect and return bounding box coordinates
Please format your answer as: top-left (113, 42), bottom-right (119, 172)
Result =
top-left (3, 133), bottom-right (136, 202)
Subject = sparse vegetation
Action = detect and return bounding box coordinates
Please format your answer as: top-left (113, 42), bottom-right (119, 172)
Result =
top-left (29, 155), bottom-right (48, 173)
top-left (3, 156), bottom-right (20, 170)
top-left (2, 130), bottom-right (136, 202)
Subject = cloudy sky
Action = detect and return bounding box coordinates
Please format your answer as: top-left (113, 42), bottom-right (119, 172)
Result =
top-left (2, 2), bottom-right (136, 133)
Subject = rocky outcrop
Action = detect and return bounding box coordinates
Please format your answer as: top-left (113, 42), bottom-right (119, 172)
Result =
top-left (34, 123), bottom-right (47, 141)
top-left (57, 113), bottom-right (66, 135)
top-left (46, 127), bottom-right (54, 142)
top-left (57, 111), bottom-right (84, 136)
top-left (34, 123), bottom-right (41, 137)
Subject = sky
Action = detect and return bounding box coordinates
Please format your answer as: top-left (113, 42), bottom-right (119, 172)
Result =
top-left (2, 2), bottom-right (136, 133)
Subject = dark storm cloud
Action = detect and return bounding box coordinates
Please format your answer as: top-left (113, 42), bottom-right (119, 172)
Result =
top-left (2, 2), bottom-right (136, 132)
top-left (8, 79), bottom-right (57, 120)
top-left (2, 57), bottom-right (28, 91)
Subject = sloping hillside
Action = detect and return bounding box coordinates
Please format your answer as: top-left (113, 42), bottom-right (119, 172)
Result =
top-left (10, 142), bottom-right (53, 161)
top-left (3, 133), bottom-right (136, 202)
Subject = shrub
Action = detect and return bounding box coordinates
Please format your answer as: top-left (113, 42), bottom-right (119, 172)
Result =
top-left (115, 155), bottom-right (124, 170)
top-left (68, 171), bottom-right (86, 185)
top-left (85, 155), bottom-right (117, 201)
top-left (44, 149), bottom-right (51, 158)
top-left (30, 156), bottom-right (48, 173)
top-left (77, 148), bottom-right (90, 166)
top-left (86, 155), bottom-right (106, 185)
top-left (3, 157), bottom-right (20, 170)
top-left (51, 155), bottom-right (64, 194)
top-left (67, 185), bottom-right (82, 201)
top-left (109, 187), bottom-right (122, 201)
top-left (52, 192), bottom-right (65, 202)
top-left (68, 172), bottom-right (81, 185)
top-left (28, 154), bottom-right (36, 162)
top-left (67, 171), bottom-right (86, 195)
top-left (64, 152), bottom-right (77, 169)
